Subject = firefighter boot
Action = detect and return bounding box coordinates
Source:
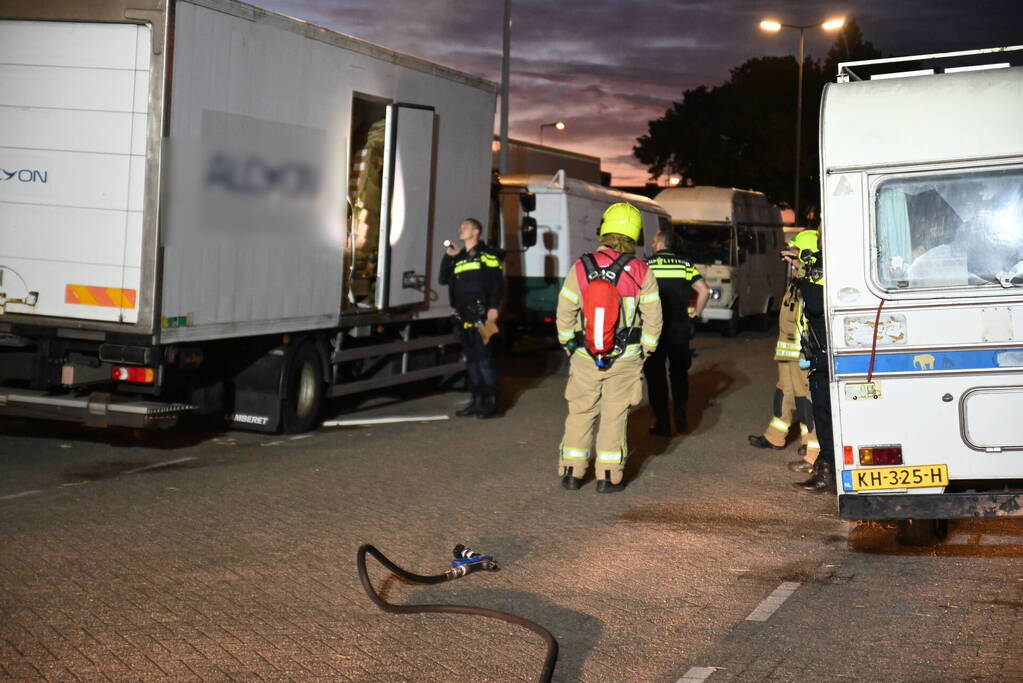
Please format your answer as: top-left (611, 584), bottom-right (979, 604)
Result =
top-left (560, 464), bottom-right (583, 490)
top-left (595, 468), bottom-right (625, 493)
top-left (793, 460), bottom-right (836, 494)
top-left (456, 394), bottom-right (483, 417)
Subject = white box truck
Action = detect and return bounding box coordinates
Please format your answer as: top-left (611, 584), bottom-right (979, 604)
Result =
top-left (496, 170), bottom-right (671, 329)
top-left (0, 0), bottom-right (497, 431)
top-left (654, 186), bottom-right (786, 336)
top-left (820, 46), bottom-right (1023, 542)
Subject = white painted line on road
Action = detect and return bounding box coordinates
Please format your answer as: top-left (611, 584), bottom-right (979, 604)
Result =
top-left (289, 434), bottom-right (312, 440)
top-left (746, 581), bottom-right (800, 622)
top-left (979, 534), bottom-right (1023, 545)
top-left (322, 414), bottom-right (449, 427)
top-left (677, 666), bottom-right (717, 681)
top-left (122, 457), bottom-right (197, 474)
top-left (0, 489), bottom-right (43, 501)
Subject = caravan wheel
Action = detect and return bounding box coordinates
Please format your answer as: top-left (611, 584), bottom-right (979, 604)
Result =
top-left (896, 519), bottom-right (949, 546)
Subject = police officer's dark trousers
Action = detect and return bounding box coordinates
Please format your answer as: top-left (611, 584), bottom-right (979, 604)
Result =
top-left (808, 351), bottom-right (834, 477)
top-left (457, 314), bottom-right (499, 406)
top-left (643, 322), bottom-right (690, 430)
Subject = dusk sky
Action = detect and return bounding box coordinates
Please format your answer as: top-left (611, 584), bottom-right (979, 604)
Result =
top-left (255, 0), bottom-right (1023, 185)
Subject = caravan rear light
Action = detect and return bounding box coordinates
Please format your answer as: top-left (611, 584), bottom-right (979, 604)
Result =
top-left (859, 445), bottom-right (903, 466)
top-left (111, 365), bottom-right (155, 383)
top-left (843, 445), bottom-right (854, 465)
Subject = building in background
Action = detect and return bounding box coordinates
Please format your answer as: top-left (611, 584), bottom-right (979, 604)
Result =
top-left (493, 137), bottom-right (605, 185)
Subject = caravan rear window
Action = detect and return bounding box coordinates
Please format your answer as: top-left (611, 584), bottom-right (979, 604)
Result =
top-left (875, 169), bottom-right (1023, 290)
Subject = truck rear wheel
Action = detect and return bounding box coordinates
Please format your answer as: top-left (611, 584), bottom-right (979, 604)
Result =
top-left (896, 519), bottom-right (949, 546)
top-left (281, 343), bottom-right (325, 433)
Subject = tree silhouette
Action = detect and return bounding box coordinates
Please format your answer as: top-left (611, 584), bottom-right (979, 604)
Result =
top-left (634, 19), bottom-right (881, 222)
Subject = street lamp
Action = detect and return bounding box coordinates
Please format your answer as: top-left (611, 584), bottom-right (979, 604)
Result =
top-left (539, 120), bottom-right (565, 145)
top-left (760, 16), bottom-right (844, 223)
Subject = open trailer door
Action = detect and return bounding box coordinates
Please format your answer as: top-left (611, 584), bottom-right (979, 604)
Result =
top-left (375, 103), bottom-right (436, 310)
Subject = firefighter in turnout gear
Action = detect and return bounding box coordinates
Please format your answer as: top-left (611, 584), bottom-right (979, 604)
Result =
top-left (556, 202), bottom-right (662, 493)
top-left (747, 255), bottom-right (820, 470)
top-left (785, 229), bottom-right (836, 494)
top-left (644, 229), bottom-right (710, 435)
top-left (439, 218), bottom-right (504, 419)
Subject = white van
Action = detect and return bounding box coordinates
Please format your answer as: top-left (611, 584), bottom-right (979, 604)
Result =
top-left (655, 186), bottom-right (786, 335)
top-left (820, 47), bottom-right (1023, 542)
top-left (497, 170), bottom-right (671, 328)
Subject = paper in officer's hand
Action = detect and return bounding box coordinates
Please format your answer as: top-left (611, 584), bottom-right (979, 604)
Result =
top-left (479, 320), bottom-right (499, 344)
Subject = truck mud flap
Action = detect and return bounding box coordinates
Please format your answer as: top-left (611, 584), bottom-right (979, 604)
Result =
top-left (0, 388), bottom-right (190, 429)
top-left (840, 492), bottom-right (1023, 520)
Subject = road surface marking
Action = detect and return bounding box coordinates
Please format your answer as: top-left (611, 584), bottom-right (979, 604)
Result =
top-left (322, 414), bottom-right (449, 427)
top-left (746, 581), bottom-right (800, 622)
top-left (0, 490), bottom-right (43, 501)
top-left (678, 666), bottom-right (717, 681)
top-left (122, 457), bottom-right (197, 474)
top-left (289, 434), bottom-right (312, 440)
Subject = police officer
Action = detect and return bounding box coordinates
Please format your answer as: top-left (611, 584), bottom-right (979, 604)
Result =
top-left (439, 218), bottom-right (504, 419)
top-left (644, 230), bottom-right (709, 435)
top-left (786, 229), bottom-right (836, 494)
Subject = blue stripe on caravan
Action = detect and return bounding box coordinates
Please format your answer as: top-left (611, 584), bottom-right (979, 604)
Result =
top-left (834, 348), bottom-right (1023, 376)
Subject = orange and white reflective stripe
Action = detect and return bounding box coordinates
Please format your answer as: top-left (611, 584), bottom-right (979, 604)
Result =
top-left (65, 284), bottom-right (137, 309)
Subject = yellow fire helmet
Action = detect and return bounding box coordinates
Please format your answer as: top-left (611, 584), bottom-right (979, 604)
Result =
top-left (788, 228), bottom-right (818, 252)
top-left (599, 202), bottom-right (643, 242)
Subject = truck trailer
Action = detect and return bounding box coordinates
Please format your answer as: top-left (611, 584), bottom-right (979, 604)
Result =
top-left (497, 170), bottom-right (671, 329)
top-left (0, 0), bottom-right (497, 431)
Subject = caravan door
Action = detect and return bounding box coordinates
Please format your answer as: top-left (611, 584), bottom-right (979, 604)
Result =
top-left (375, 104), bottom-right (436, 309)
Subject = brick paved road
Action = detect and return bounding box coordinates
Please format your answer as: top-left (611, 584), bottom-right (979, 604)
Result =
top-left (2, 332), bottom-right (1021, 681)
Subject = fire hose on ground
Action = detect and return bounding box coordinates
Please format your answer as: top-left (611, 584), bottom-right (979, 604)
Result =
top-left (356, 544), bottom-right (558, 682)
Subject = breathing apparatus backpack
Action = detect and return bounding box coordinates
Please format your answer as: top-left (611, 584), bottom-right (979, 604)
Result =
top-left (578, 252), bottom-right (639, 368)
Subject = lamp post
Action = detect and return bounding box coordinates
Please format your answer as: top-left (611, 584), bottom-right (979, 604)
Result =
top-left (498, 0), bottom-right (512, 173)
top-left (760, 17), bottom-right (844, 224)
top-left (539, 120), bottom-right (565, 146)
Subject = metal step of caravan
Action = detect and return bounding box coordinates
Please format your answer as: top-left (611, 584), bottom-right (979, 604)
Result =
top-left (0, 388), bottom-right (191, 429)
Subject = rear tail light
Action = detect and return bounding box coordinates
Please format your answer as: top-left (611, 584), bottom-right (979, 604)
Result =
top-left (111, 366), bottom-right (155, 383)
top-left (859, 445), bottom-right (903, 466)
top-left (843, 445), bottom-right (854, 465)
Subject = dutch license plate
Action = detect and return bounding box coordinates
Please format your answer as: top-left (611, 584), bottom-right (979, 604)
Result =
top-left (844, 464), bottom-right (949, 491)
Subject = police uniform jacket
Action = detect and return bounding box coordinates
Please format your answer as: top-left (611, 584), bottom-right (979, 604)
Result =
top-left (646, 250), bottom-right (702, 331)
top-left (798, 254), bottom-right (826, 360)
top-left (438, 243), bottom-right (504, 318)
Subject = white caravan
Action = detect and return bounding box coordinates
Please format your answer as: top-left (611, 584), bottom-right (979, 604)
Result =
top-left (0, 0), bottom-right (496, 431)
top-left (655, 186), bottom-right (786, 335)
top-left (498, 171), bottom-right (671, 327)
top-left (821, 46), bottom-right (1023, 541)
